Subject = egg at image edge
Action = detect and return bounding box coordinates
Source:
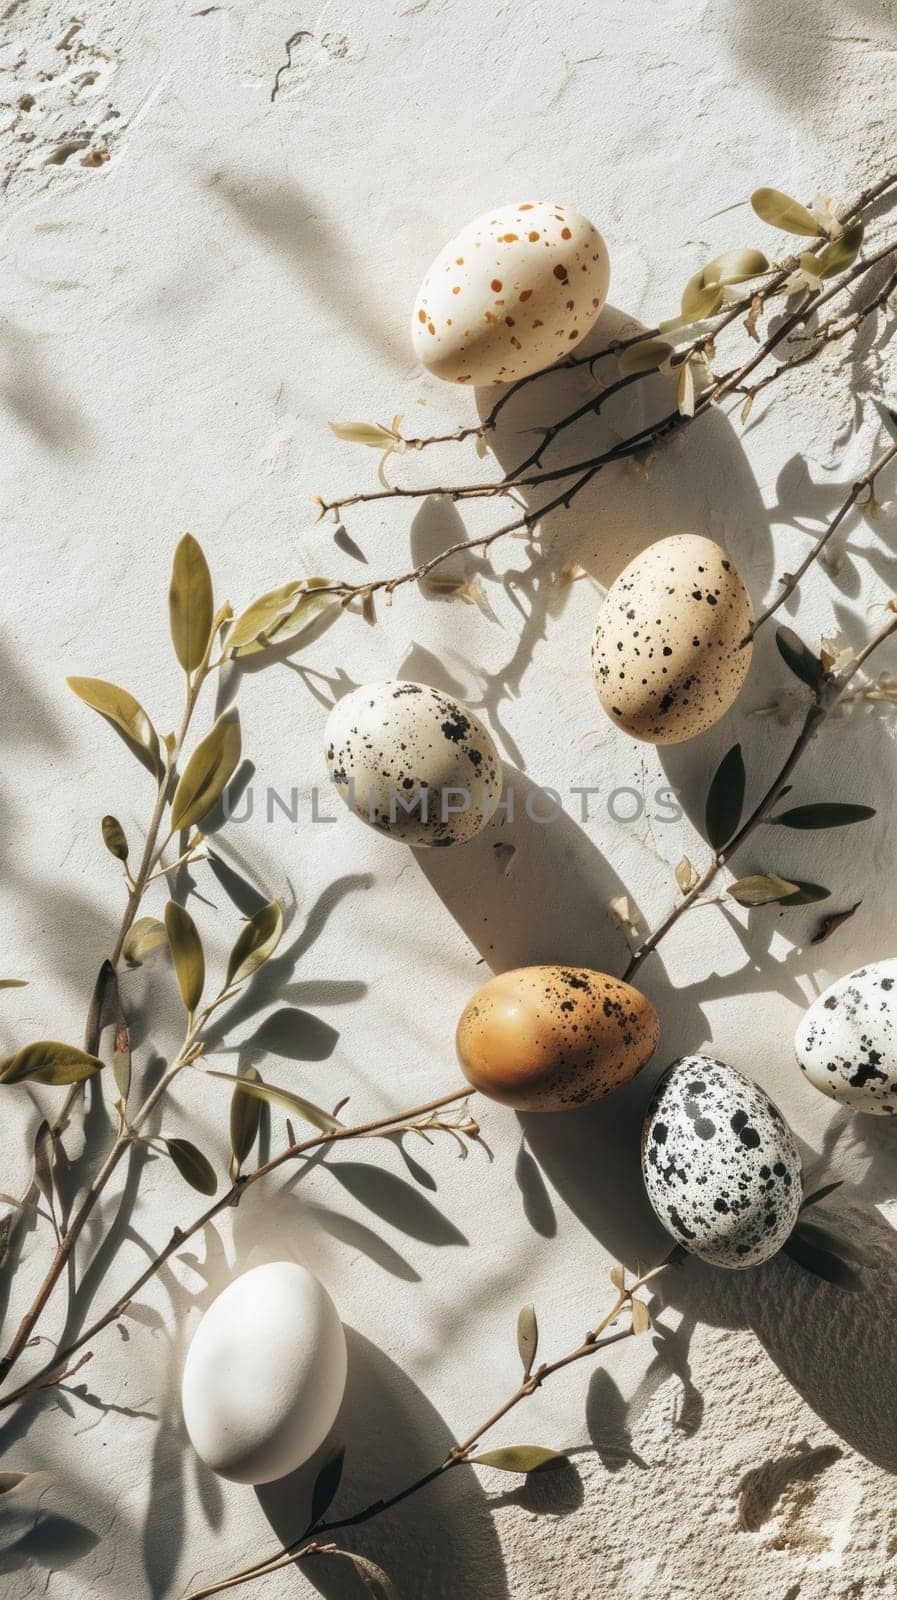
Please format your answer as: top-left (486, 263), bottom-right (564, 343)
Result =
top-left (456, 965), bottom-right (659, 1111)
top-left (411, 201), bottom-right (610, 386)
top-left (591, 534), bottom-right (754, 745)
top-left (181, 1262), bottom-right (347, 1484)
top-left (794, 957), bottom-right (897, 1113)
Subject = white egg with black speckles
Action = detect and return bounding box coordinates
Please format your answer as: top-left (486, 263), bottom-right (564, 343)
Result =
top-left (795, 958), bottom-right (897, 1114)
top-left (324, 681), bottom-right (501, 848)
top-left (591, 535), bottom-right (753, 744)
top-left (641, 1056), bottom-right (802, 1268)
top-left (411, 202), bottom-right (610, 386)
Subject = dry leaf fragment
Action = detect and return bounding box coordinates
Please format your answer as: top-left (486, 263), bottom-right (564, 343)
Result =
top-left (811, 901), bottom-right (862, 945)
top-left (675, 856), bottom-right (699, 894)
top-left (608, 894), bottom-right (640, 940)
top-left (631, 1298), bottom-right (651, 1335)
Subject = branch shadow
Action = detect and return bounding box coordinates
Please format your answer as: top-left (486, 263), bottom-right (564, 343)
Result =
top-left (257, 1326), bottom-right (511, 1599)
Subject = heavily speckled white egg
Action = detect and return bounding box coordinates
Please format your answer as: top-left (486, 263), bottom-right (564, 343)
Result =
top-left (411, 202), bottom-right (610, 385)
top-left (181, 1262), bottom-right (347, 1484)
top-left (641, 1056), bottom-right (802, 1268)
top-left (591, 535), bottom-right (753, 744)
top-left (795, 959), bottom-right (897, 1114)
top-left (325, 680), bottom-right (501, 847)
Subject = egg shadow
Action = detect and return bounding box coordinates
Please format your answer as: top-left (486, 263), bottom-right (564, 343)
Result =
top-left (415, 762), bottom-right (707, 1267)
top-left (257, 1326), bottom-right (511, 1598)
top-left (476, 307), bottom-right (897, 956)
top-left (472, 305), bottom-right (780, 807)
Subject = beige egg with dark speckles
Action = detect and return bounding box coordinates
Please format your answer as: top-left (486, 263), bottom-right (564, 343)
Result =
top-left (591, 534), bottom-right (753, 744)
top-left (456, 965), bottom-right (659, 1111)
top-left (411, 202), bottom-right (610, 386)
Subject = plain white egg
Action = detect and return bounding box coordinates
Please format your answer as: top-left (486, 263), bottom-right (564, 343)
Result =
top-left (181, 1262), bottom-right (347, 1484)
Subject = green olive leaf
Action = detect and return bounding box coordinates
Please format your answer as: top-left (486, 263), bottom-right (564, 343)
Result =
top-left (517, 1304), bottom-right (538, 1379)
top-left (169, 533), bottom-right (215, 674)
top-left (224, 900), bottom-right (283, 990)
top-left (205, 1070), bottom-right (342, 1134)
top-left (228, 579), bottom-right (337, 659)
top-left (703, 247), bottom-right (770, 285)
top-left (170, 708), bottom-right (241, 834)
top-left (618, 339), bottom-right (675, 375)
top-left (814, 222), bottom-right (864, 280)
top-left (727, 873), bottom-right (800, 907)
top-left (67, 676), bottom-right (162, 779)
top-left (164, 901), bottom-right (205, 1014)
top-left (771, 803), bottom-right (876, 829)
top-left (0, 1041), bottom-right (103, 1086)
top-left (751, 187), bottom-right (820, 236)
top-left (164, 1138), bottom-right (217, 1195)
top-left (122, 916), bottom-right (168, 968)
top-left (679, 272), bottom-right (725, 322)
top-left (101, 815), bottom-right (129, 862)
top-left (229, 1064), bottom-right (262, 1179)
top-left (469, 1446), bottom-right (565, 1474)
top-left (775, 626), bottom-right (825, 689)
top-left (0, 979), bottom-right (27, 990)
top-left (705, 742), bottom-right (745, 851)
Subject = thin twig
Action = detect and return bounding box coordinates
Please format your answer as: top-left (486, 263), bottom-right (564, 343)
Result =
top-left (0, 1087), bottom-right (472, 1411)
top-left (181, 1261), bottom-right (672, 1600)
top-left (297, 239), bottom-right (897, 623)
top-left (749, 435), bottom-right (897, 637)
top-left (0, 651), bottom-right (219, 1383)
top-left (622, 604), bottom-right (897, 982)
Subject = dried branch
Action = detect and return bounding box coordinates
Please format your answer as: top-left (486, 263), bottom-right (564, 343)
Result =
top-left (749, 434), bottom-right (897, 637)
top-left (0, 1087), bottom-right (472, 1412)
top-left (0, 634), bottom-right (224, 1383)
top-left (298, 235), bottom-right (896, 627)
top-left (181, 1259), bottom-right (673, 1600)
top-left (622, 603), bottom-right (897, 982)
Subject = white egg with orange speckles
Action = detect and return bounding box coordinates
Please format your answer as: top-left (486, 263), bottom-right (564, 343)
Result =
top-left (411, 202), bottom-right (610, 386)
top-left (591, 534), bottom-right (754, 744)
top-left (795, 959), bottom-right (897, 1114)
top-left (324, 680), bottom-right (501, 847)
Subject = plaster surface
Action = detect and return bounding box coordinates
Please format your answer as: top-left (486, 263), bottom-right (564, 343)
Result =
top-left (1, 2), bottom-right (897, 1597)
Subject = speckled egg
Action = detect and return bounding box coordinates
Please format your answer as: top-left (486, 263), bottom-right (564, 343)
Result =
top-left (324, 680), bottom-right (501, 847)
top-left (591, 535), bottom-right (753, 744)
top-left (642, 1057), bottom-right (802, 1268)
top-left (456, 965), bottom-right (659, 1111)
top-left (411, 202), bottom-right (610, 386)
top-left (795, 959), bottom-right (897, 1114)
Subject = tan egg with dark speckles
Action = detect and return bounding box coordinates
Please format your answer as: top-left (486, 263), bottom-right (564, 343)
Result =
top-left (411, 202), bottom-right (610, 385)
top-left (455, 965), bottom-right (659, 1112)
top-left (591, 534), bottom-right (753, 744)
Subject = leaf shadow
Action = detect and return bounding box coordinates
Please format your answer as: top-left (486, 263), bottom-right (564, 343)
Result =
top-left (254, 1326), bottom-right (511, 1600)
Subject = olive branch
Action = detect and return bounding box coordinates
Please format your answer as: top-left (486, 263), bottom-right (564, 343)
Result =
top-left (0, 165), bottom-right (896, 1600)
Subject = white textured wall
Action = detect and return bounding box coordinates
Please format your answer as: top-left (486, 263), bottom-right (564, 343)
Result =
top-left (2, 2), bottom-right (897, 1597)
